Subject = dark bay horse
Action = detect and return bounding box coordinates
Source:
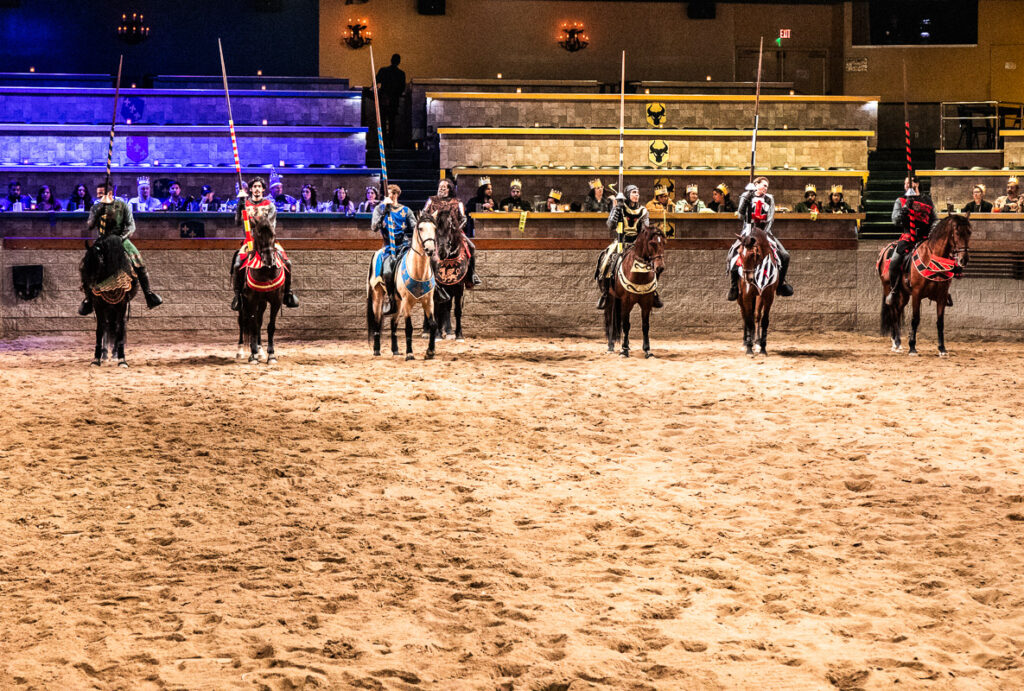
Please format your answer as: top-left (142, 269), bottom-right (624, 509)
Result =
top-left (239, 219), bottom-right (286, 364)
top-left (735, 227), bottom-right (778, 356)
top-left (367, 213), bottom-right (439, 360)
top-left (604, 225), bottom-right (667, 358)
top-left (432, 205), bottom-right (472, 341)
top-left (878, 214), bottom-right (971, 356)
top-left (80, 234), bottom-right (138, 367)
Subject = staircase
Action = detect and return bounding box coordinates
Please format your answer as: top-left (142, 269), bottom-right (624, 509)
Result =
top-left (859, 148), bottom-right (935, 239)
top-left (367, 144), bottom-right (439, 211)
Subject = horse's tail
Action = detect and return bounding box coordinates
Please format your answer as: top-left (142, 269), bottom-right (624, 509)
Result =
top-left (879, 293), bottom-right (900, 336)
top-left (610, 293), bottom-right (622, 343)
top-left (365, 264), bottom-right (376, 344)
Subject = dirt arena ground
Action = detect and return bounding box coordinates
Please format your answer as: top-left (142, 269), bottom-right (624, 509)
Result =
top-left (2, 332), bottom-right (1023, 691)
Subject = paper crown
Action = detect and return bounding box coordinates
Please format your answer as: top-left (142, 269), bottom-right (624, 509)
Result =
top-left (686, 184), bottom-right (698, 194)
top-left (715, 183), bottom-right (729, 195)
top-left (653, 184), bottom-right (669, 196)
top-left (548, 188), bottom-right (562, 201)
top-left (510, 179), bottom-right (522, 189)
top-left (830, 184), bottom-right (843, 195)
top-left (1009, 176), bottom-right (1019, 185)
top-left (136, 175), bottom-right (150, 186)
top-left (478, 176), bottom-right (491, 187)
top-left (804, 183), bottom-right (817, 194)
top-left (269, 169), bottom-right (283, 187)
top-left (975, 183), bottom-right (986, 193)
top-left (589, 178), bottom-right (603, 189)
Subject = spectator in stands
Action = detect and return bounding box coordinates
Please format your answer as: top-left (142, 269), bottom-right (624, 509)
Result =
top-left (329, 186), bottom-right (356, 215)
top-left (708, 183), bottom-right (736, 213)
top-left (129, 176), bottom-right (162, 212)
top-left (793, 184), bottom-right (823, 213)
top-left (583, 178), bottom-right (614, 212)
top-left (824, 184), bottom-right (855, 213)
top-left (0, 181), bottom-right (33, 211)
top-left (358, 186), bottom-right (381, 213)
top-left (675, 184), bottom-right (707, 212)
top-left (162, 180), bottom-right (189, 211)
top-left (646, 183), bottom-right (672, 215)
top-left (994, 177), bottom-right (1020, 212)
top-left (268, 171), bottom-right (297, 212)
top-left (499, 179), bottom-right (532, 212)
top-left (35, 185), bottom-right (62, 211)
top-left (66, 183), bottom-right (93, 212)
top-left (961, 184), bottom-right (992, 213)
top-left (467, 178), bottom-right (496, 213)
top-left (298, 184), bottom-right (319, 212)
top-left (544, 188), bottom-right (565, 212)
top-left (376, 53), bottom-right (406, 148)
top-left (188, 184), bottom-right (222, 212)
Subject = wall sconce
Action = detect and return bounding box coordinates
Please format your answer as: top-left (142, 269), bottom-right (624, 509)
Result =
top-left (558, 22), bottom-right (589, 53)
top-left (117, 12), bottom-right (151, 44)
top-left (342, 18), bottom-right (372, 49)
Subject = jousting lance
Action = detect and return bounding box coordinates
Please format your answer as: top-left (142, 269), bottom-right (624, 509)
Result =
top-left (369, 46), bottom-right (389, 193)
top-left (617, 50), bottom-right (626, 197)
top-left (903, 60), bottom-right (914, 178)
top-left (218, 38), bottom-right (251, 246)
top-left (105, 55), bottom-right (124, 190)
top-left (749, 37), bottom-right (764, 185)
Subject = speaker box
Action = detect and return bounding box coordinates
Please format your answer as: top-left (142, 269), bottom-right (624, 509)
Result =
top-left (418, 0), bottom-right (445, 15)
top-left (687, 2), bottom-right (716, 20)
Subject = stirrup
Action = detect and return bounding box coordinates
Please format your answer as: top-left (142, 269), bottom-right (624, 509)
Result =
top-left (230, 293), bottom-right (241, 312)
top-left (597, 294), bottom-right (607, 310)
top-left (78, 299), bottom-right (93, 316)
top-left (144, 292), bottom-right (163, 309)
top-left (727, 285), bottom-right (739, 302)
top-left (284, 292), bottom-right (299, 308)
top-left (653, 294), bottom-right (664, 309)
top-left (777, 283), bottom-right (794, 297)
top-left (471, 273), bottom-right (481, 286)
top-left (945, 294), bottom-right (953, 307)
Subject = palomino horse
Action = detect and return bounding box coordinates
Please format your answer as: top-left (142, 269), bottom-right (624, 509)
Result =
top-left (239, 219), bottom-right (286, 364)
top-left (432, 205), bottom-right (472, 341)
top-left (367, 213), bottom-right (438, 360)
top-left (735, 226), bottom-right (778, 356)
top-left (878, 214), bottom-right (971, 356)
top-left (80, 234), bottom-right (138, 367)
top-left (604, 225), bottom-right (667, 358)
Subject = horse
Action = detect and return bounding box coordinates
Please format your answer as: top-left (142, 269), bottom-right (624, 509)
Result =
top-left (431, 205), bottom-right (473, 341)
top-left (238, 219), bottom-right (286, 364)
top-left (603, 224), bottom-right (667, 358)
top-left (735, 226), bottom-right (778, 357)
top-left (366, 212), bottom-right (438, 360)
top-left (878, 214), bottom-right (971, 356)
top-left (80, 233), bottom-right (138, 367)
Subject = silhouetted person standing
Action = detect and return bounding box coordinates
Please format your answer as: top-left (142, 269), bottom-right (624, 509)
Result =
top-left (376, 53), bottom-right (406, 148)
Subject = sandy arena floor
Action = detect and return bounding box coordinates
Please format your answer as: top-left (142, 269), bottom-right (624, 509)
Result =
top-left (1, 333), bottom-right (1023, 690)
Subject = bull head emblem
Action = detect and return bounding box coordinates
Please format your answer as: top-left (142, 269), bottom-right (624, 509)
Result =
top-left (649, 140), bottom-right (669, 167)
top-left (646, 102), bottom-right (667, 128)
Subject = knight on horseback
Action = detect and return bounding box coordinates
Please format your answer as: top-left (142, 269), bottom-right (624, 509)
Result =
top-left (230, 176), bottom-right (298, 311)
top-left (423, 178), bottom-right (480, 288)
top-left (727, 176), bottom-right (793, 301)
top-left (886, 175), bottom-right (940, 307)
top-left (78, 181), bottom-right (162, 316)
top-left (370, 183), bottom-right (416, 315)
top-left (596, 185), bottom-right (663, 310)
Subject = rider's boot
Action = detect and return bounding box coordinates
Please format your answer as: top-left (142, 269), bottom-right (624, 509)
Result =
top-left (885, 253), bottom-right (903, 306)
top-left (283, 259), bottom-right (299, 308)
top-left (653, 291), bottom-right (664, 309)
top-left (230, 264), bottom-right (244, 312)
top-left (776, 253), bottom-right (794, 297)
top-left (136, 266), bottom-right (163, 309)
top-left (727, 270), bottom-right (740, 302)
top-left (945, 294), bottom-right (953, 307)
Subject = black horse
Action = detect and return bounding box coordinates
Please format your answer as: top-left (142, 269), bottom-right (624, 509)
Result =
top-left (80, 234), bottom-right (138, 367)
top-left (431, 205), bottom-right (473, 341)
top-left (239, 219), bottom-right (286, 364)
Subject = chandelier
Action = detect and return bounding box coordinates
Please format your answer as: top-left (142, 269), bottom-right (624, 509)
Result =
top-left (117, 12), bottom-right (150, 45)
top-left (342, 19), bottom-right (372, 50)
top-left (558, 22), bottom-right (588, 53)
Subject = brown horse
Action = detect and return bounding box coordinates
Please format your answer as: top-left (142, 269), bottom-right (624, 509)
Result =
top-left (735, 226), bottom-right (778, 356)
top-left (239, 219), bottom-right (286, 364)
top-left (878, 214), bottom-right (971, 356)
top-left (603, 225), bottom-right (667, 358)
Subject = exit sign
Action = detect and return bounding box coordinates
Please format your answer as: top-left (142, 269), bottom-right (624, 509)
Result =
top-left (779, 29), bottom-right (791, 39)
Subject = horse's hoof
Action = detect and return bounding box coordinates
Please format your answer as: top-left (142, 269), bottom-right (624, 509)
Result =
top-left (391, 351), bottom-right (400, 357)
top-left (91, 358), bottom-right (101, 367)
top-left (236, 348), bottom-right (245, 360)
top-left (456, 337), bottom-right (465, 343)
top-left (248, 355), bottom-right (259, 364)
top-left (267, 357), bottom-right (278, 365)
top-left (938, 350), bottom-right (949, 358)
top-left (101, 351), bottom-right (109, 361)
top-left (406, 354), bottom-right (415, 361)
top-left (644, 351), bottom-right (653, 359)
top-left (908, 350), bottom-right (919, 357)
top-left (425, 351), bottom-right (435, 360)
top-left (118, 359), bottom-right (129, 368)
top-left (373, 351), bottom-right (381, 357)
top-left (620, 350), bottom-right (630, 358)
top-left (420, 332), bottom-right (430, 339)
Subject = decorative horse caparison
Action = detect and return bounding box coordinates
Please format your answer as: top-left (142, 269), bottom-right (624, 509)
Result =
top-left (432, 205), bottom-right (473, 342)
top-left (878, 214), bottom-right (972, 356)
top-left (735, 226), bottom-right (779, 357)
top-left (80, 233), bottom-right (138, 368)
top-left (366, 213), bottom-right (439, 360)
top-left (238, 219), bottom-right (286, 364)
top-left (603, 224), bottom-right (667, 358)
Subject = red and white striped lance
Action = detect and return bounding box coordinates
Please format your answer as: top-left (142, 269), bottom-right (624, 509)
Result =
top-left (218, 38), bottom-right (252, 246)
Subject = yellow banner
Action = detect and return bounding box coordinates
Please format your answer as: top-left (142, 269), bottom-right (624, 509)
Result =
top-left (518, 211), bottom-right (528, 233)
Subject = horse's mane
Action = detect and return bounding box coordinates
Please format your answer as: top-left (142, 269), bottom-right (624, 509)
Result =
top-left (926, 214), bottom-right (970, 249)
top-left (253, 218), bottom-right (274, 248)
top-left (81, 234), bottom-right (130, 287)
top-left (430, 206), bottom-right (461, 255)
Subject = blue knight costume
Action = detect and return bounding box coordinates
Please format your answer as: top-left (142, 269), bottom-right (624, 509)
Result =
top-left (370, 194), bottom-right (416, 313)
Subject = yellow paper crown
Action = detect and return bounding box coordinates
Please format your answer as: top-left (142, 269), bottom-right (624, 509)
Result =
top-left (548, 188), bottom-right (562, 201)
top-left (510, 179), bottom-right (522, 189)
top-left (653, 184), bottom-right (668, 196)
top-left (1009, 176), bottom-right (1019, 185)
top-left (478, 176), bottom-right (491, 187)
top-left (715, 183), bottom-right (729, 195)
top-left (588, 178), bottom-right (603, 189)
top-left (686, 184), bottom-right (698, 194)
top-left (830, 184), bottom-right (843, 195)
top-left (804, 183), bottom-right (816, 194)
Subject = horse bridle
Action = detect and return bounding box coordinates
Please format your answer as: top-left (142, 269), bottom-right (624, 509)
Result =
top-left (947, 221), bottom-right (969, 267)
top-left (410, 219), bottom-right (437, 257)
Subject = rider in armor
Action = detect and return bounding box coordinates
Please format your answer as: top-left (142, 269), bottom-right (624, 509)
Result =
top-left (423, 178), bottom-right (480, 287)
top-left (595, 184), bottom-right (663, 310)
top-left (886, 175), bottom-right (939, 306)
top-left (79, 180), bottom-right (163, 315)
top-left (230, 176), bottom-right (299, 311)
top-left (728, 176), bottom-right (793, 301)
top-left (371, 184), bottom-right (416, 314)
